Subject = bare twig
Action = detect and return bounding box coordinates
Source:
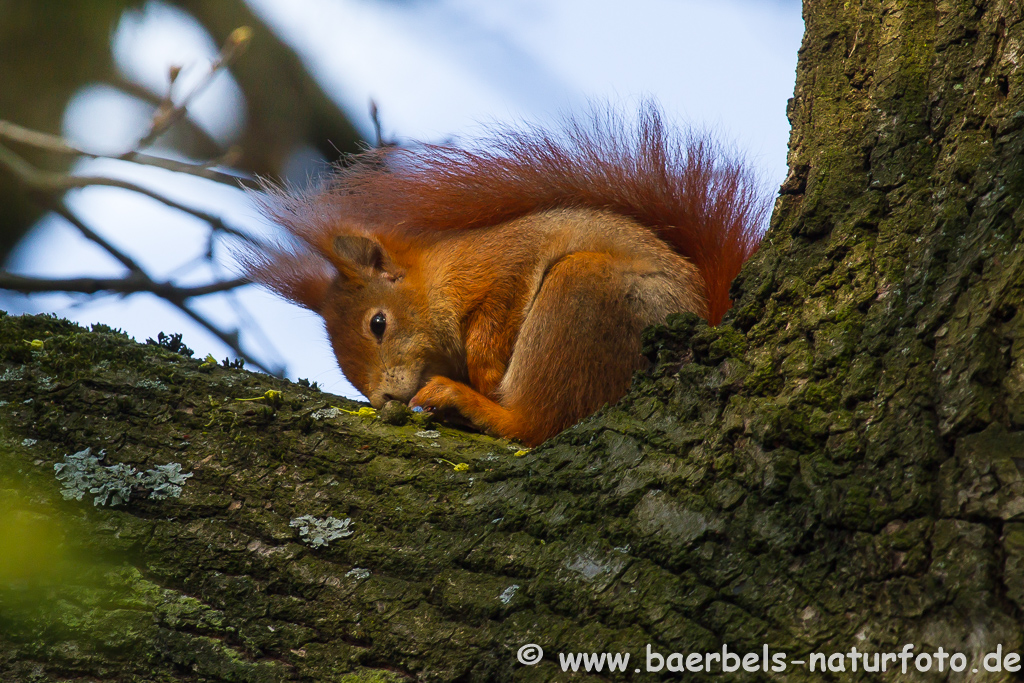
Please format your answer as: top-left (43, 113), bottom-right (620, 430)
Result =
top-left (0, 137), bottom-right (274, 374)
top-left (2, 266), bottom-right (272, 374)
top-left (0, 141), bottom-right (263, 245)
top-left (174, 302), bottom-right (282, 376)
top-left (128, 26), bottom-right (253, 154)
top-left (1, 271), bottom-right (270, 373)
top-left (0, 120), bottom-right (79, 155)
top-left (47, 200), bottom-right (146, 275)
top-left (0, 28), bottom-right (286, 377)
top-left (45, 204), bottom-right (271, 373)
top-left (0, 119), bottom-right (258, 189)
top-left (110, 75), bottom-right (223, 155)
top-left (369, 99), bottom-right (396, 148)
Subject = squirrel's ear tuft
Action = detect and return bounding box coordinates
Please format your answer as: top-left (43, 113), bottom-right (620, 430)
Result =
top-left (235, 243), bottom-right (334, 312)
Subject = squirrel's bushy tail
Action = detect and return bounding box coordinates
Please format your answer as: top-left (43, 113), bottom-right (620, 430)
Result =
top-left (255, 102), bottom-right (771, 324)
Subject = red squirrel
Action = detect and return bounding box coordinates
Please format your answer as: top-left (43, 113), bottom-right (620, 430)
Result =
top-left (242, 106), bottom-right (768, 446)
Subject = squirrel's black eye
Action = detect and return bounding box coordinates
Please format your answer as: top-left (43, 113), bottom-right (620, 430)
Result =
top-left (370, 312), bottom-right (387, 340)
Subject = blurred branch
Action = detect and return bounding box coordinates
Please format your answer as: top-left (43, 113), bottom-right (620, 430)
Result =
top-left (369, 99), bottom-right (396, 148)
top-left (0, 0), bottom-right (367, 263)
top-left (0, 119), bottom-right (257, 189)
top-left (0, 19), bottom-right (315, 378)
top-left (173, 0), bottom-right (365, 173)
top-left (99, 76), bottom-right (224, 159)
top-left (0, 141), bottom-right (260, 245)
top-left (128, 26), bottom-right (253, 154)
top-left (0, 118), bottom-right (275, 374)
top-left (46, 200), bottom-right (147, 275)
top-left (19, 199), bottom-right (271, 374)
top-left (0, 273), bottom-right (247, 299)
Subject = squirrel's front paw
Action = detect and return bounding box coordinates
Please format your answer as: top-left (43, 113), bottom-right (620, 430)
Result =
top-left (410, 376), bottom-right (513, 439)
top-left (410, 377), bottom-right (463, 412)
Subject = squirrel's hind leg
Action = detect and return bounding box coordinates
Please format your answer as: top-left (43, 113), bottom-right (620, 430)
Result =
top-left (413, 251), bottom-right (671, 445)
top-left (494, 251), bottom-right (655, 444)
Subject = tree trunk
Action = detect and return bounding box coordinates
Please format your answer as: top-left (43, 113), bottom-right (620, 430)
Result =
top-left (3, 0), bottom-right (1024, 681)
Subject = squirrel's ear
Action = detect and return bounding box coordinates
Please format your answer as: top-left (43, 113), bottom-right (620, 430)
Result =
top-left (331, 235), bottom-right (401, 281)
top-left (333, 235), bottom-right (381, 269)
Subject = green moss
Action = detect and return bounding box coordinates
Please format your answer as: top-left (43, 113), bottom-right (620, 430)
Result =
top-left (745, 358), bottom-right (784, 395)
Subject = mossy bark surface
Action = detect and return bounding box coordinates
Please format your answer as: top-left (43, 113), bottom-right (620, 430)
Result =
top-left (4, 0), bottom-right (1024, 681)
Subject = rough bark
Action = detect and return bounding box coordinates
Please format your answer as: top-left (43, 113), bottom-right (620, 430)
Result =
top-left (3, 0), bottom-right (1024, 681)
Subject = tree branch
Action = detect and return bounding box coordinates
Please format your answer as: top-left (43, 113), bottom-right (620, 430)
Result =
top-left (128, 26), bottom-right (253, 154)
top-left (0, 273), bottom-right (248, 300)
top-left (0, 119), bottom-right (258, 189)
top-left (0, 141), bottom-right (262, 246)
top-left (0, 26), bottom-right (287, 381)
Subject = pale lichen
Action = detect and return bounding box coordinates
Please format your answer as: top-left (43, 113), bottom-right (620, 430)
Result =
top-left (54, 448), bottom-right (193, 506)
top-left (289, 515), bottom-right (353, 547)
top-left (0, 366), bottom-right (25, 382)
top-left (499, 584), bottom-right (520, 604)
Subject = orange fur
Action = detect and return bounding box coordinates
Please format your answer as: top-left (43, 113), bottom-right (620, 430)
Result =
top-left (240, 105), bottom-right (769, 445)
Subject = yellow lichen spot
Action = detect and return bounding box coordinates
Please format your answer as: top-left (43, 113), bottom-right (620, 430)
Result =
top-left (513, 449), bottom-right (530, 457)
top-left (235, 389), bottom-right (283, 405)
top-left (339, 407), bottom-right (376, 417)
